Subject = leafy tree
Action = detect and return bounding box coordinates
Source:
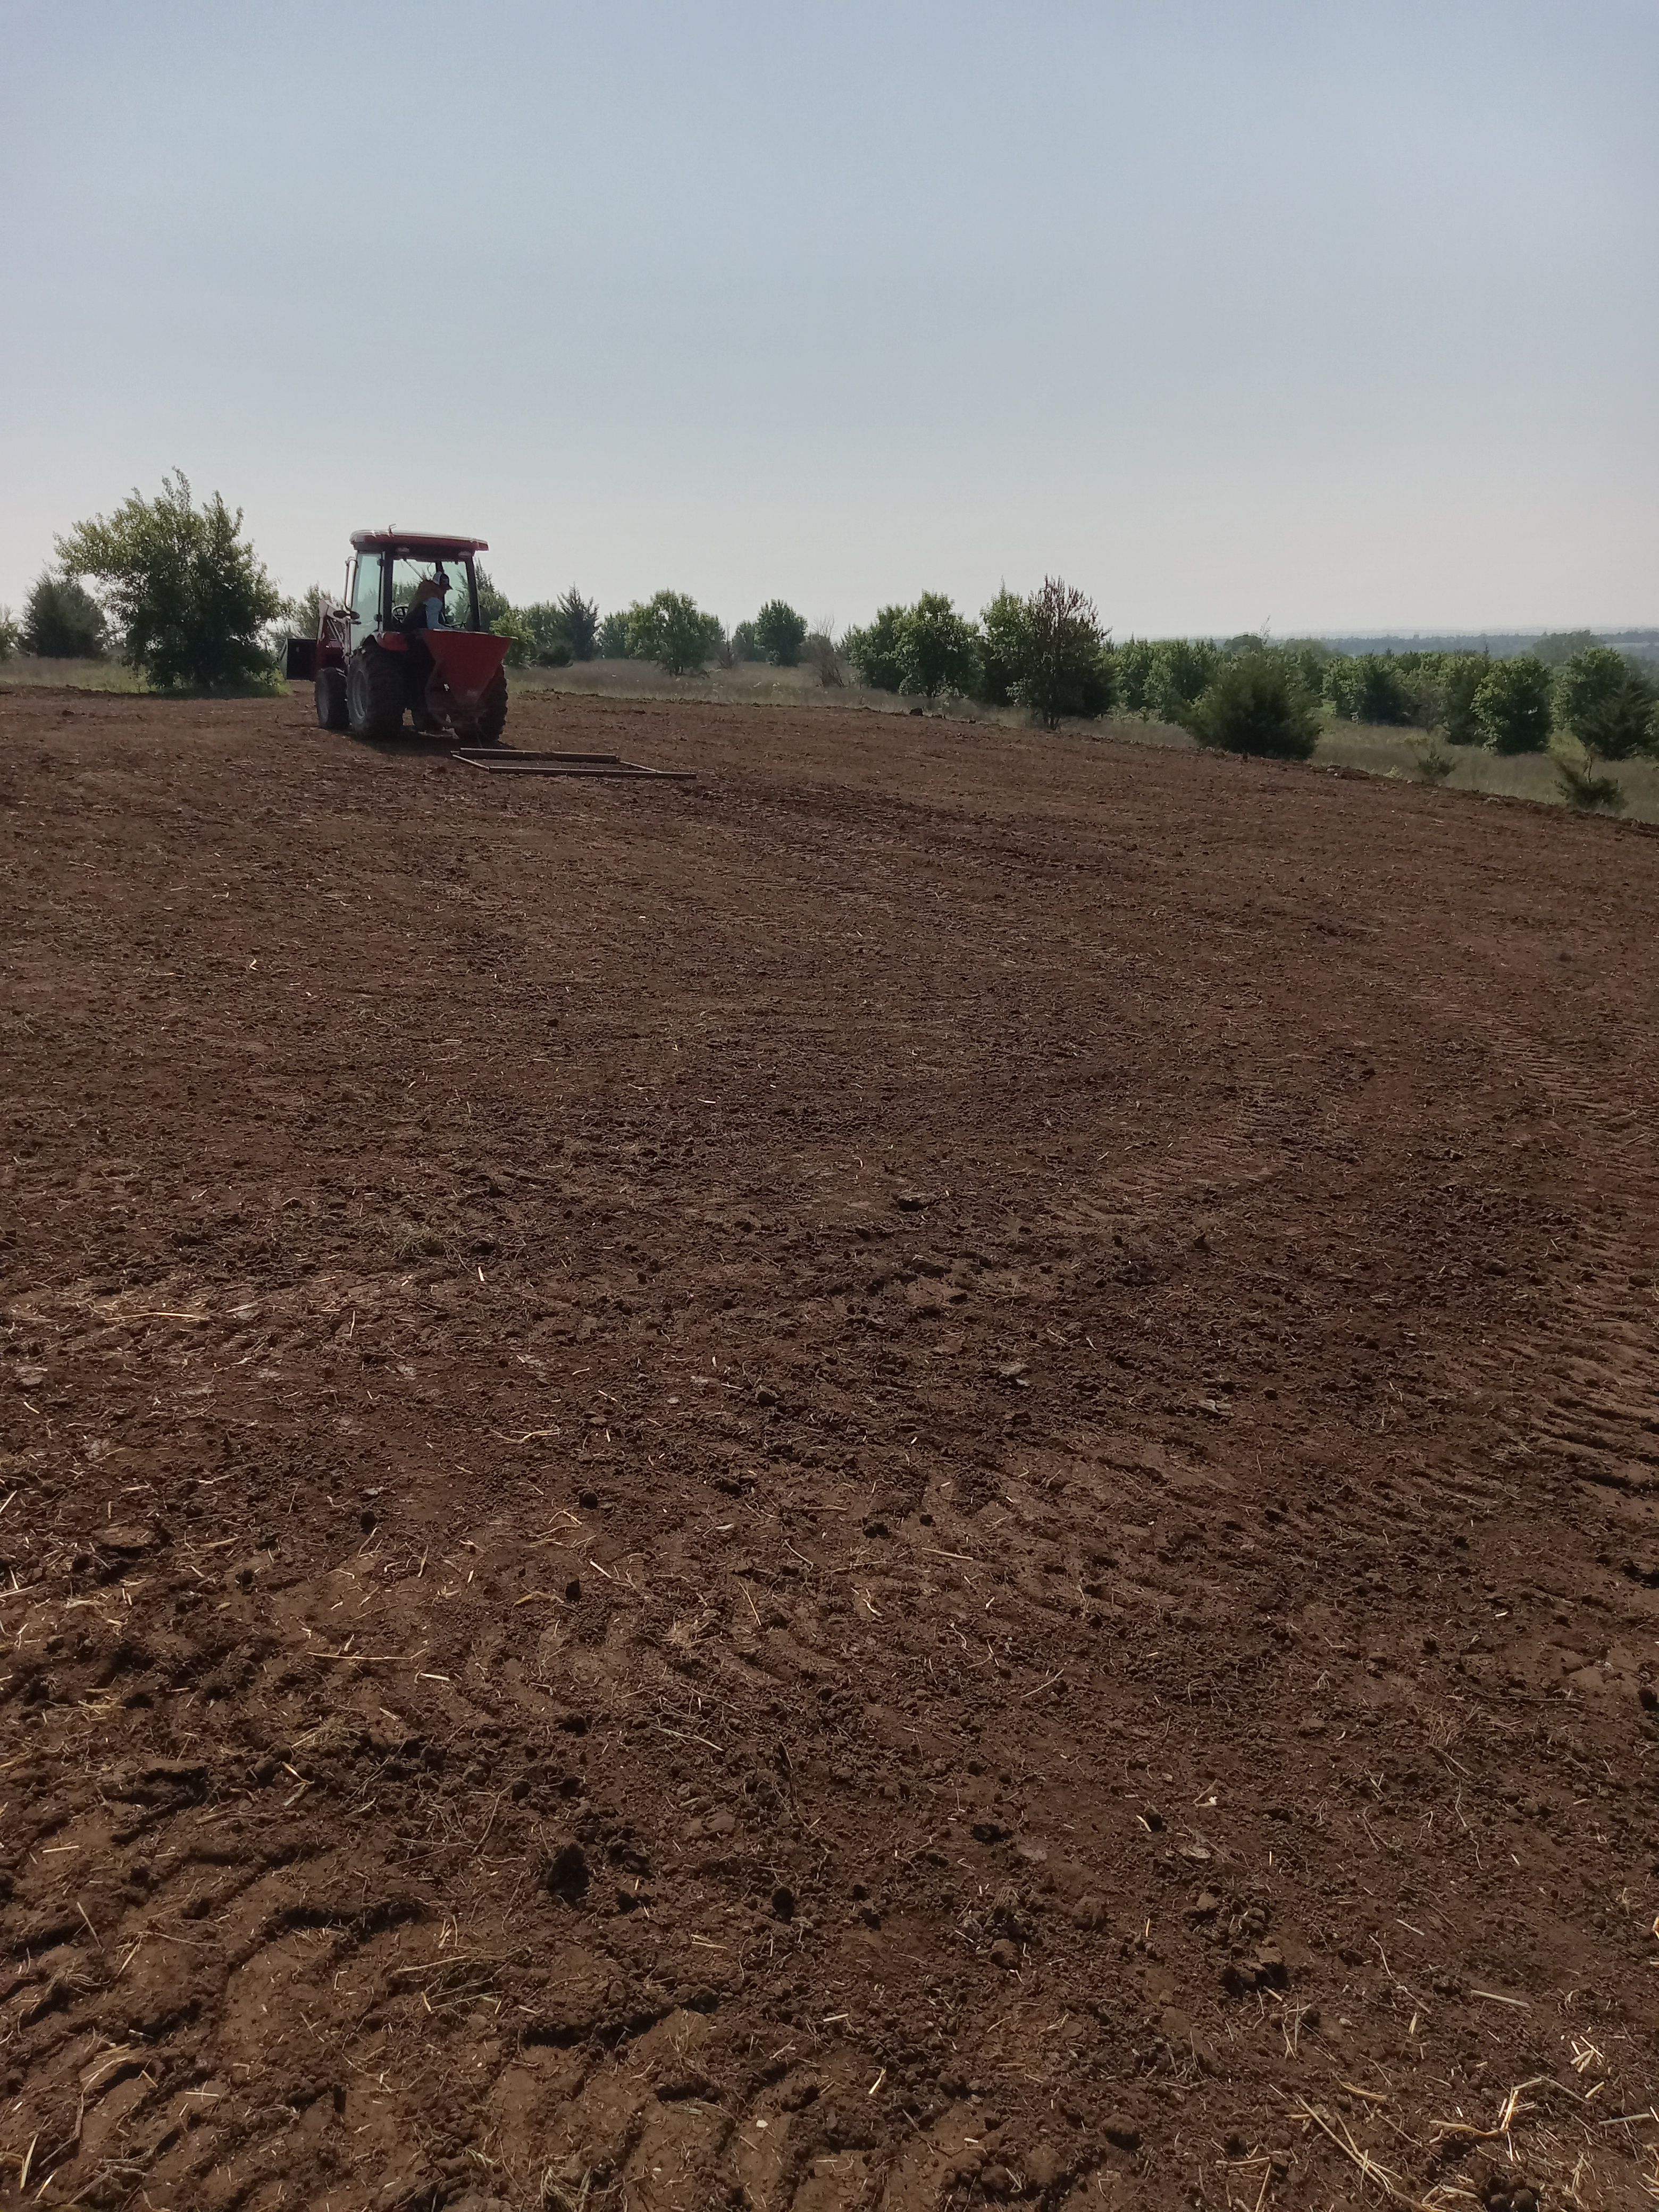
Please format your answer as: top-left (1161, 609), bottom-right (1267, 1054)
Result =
top-left (1325, 652), bottom-right (1413, 725)
top-left (0, 607), bottom-right (18, 661)
top-left (896, 592), bottom-right (979, 701)
top-left (22, 571), bottom-right (106, 658)
top-left (626, 590), bottom-right (722, 675)
top-left (753, 600), bottom-right (808, 667)
top-left (1145, 639), bottom-right (1221, 723)
top-left (1532, 628), bottom-right (1601, 669)
top-left (557, 586), bottom-right (599, 661)
top-left (1473, 656), bottom-right (1553, 753)
top-left (730, 620), bottom-right (759, 663)
top-left (287, 583), bottom-right (326, 642)
top-left (520, 601), bottom-right (581, 664)
top-left (1113, 638), bottom-right (1157, 715)
top-left (57, 475), bottom-right (281, 690)
top-left (1185, 653), bottom-right (1321, 759)
top-left (1439, 651), bottom-right (1488, 744)
top-left (1554, 646), bottom-right (1656, 760)
top-left (1012, 577), bottom-right (1112, 726)
top-left (473, 566), bottom-right (512, 631)
top-left (843, 606), bottom-right (909, 691)
top-left (597, 610), bottom-right (632, 658)
top-left (491, 609), bottom-right (534, 667)
top-left (977, 589), bottom-right (1029, 707)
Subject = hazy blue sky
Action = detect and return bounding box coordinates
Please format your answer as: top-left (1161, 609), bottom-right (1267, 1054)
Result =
top-left (4, 0), bottom-right (1655, 635)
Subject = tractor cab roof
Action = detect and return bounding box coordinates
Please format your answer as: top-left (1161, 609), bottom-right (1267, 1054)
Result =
top-left (350, 530), bottom-right (489, 556)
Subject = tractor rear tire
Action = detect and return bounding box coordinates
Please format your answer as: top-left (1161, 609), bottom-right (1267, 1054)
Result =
top-left (314, 666), bottom-right (348, 731)
top-left (347, 643), bottom-right (406, 739)
top-left (459, 668), bottom-right (508, 745)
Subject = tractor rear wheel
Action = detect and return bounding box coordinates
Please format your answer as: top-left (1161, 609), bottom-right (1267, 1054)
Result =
top-left (347, 643), bottom-right (406, 739)
top-left (458, 667), bottom-right (508, 745)
top-left (314, 666), bottom-right (348, 731)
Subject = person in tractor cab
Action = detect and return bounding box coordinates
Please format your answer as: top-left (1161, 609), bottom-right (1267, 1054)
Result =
top-left (407, 573), bottom-right (448, 630)
top-left (403, 573), bottom-right (449, 731)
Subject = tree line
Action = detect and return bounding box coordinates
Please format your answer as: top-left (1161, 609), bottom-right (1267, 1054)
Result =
top-left (5, 477), bottom-right (1654, 809)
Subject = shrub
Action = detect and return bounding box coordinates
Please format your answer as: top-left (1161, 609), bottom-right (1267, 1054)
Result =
top-left (1185, 653), bottom-right (1321, 759)
top-left (843, 606), bottom-right (909, 691)
top-left (1439, 652), bottom-right (1489, 743)
top-left (1553, 741), bottom-right (1626, 814)
top-left (1409, 734), bottom-right (1456, 784)
top-left (597, 610), bottom-right (632, 658)
top-left (1555, 647), bottom-right (1656, 760)
top-left (22, 571), bottom-right (106, 658)
top-left (57, 475), bottom-right (280, 690)
top-left (1473, 656), bottom-right (1553, 753)
top-left (753, 600), bottom-right (808, 667)
top-left (1012, 576), bottom-right (1113, 726)
top-left (626, 590), bottom-right (722, 675)
top-left (804, 629), bottom-right (843, 687)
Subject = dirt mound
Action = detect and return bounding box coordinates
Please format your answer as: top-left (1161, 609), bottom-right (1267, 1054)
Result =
top-left (2, 686), bottom-right (1656, 2209)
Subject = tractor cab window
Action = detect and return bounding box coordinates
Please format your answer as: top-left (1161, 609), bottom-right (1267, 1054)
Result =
top-left (390, 556), bottom-right (478, 632)
top-left (350, 553), bottom-right (386, 630)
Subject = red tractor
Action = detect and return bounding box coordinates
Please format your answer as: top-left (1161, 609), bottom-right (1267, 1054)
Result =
top-left (285, 531), bottom-right (510, 742)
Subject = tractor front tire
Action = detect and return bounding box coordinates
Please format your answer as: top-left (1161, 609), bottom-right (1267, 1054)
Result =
top-left (314, 666), bottom-right (348, 732)
top-left (347, 643), bottom-right (406, 740)
top-left (459, 668), bottom-right (508, 745)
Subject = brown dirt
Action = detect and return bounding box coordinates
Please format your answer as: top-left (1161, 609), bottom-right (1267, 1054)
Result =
top-left (3, 685), bottom-right (1657, 2212)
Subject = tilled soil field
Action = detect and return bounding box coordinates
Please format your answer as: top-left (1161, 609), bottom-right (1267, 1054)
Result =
top-left (3, 685), bottom-right (1657, 2212)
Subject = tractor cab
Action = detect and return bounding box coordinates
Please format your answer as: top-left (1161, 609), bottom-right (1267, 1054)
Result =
top-left (287, 530), bottom-right (510, 743)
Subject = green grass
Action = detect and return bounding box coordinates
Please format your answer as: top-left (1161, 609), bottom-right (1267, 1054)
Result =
top-left (0, 655), bottom-right (145, 693)
top-left (1313, 719), bottom-right (1659, 823)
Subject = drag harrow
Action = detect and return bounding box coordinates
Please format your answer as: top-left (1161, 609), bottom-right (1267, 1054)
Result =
top-left (451, 749), bottom-right (695, 779)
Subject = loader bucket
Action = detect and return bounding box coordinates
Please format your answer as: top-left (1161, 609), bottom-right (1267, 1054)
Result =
top-left (423, 629), bottom-right (510, 711)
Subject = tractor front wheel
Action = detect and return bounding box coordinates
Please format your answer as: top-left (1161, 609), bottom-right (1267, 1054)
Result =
top-left (315, 666), bottom-right (348, 732)
top-left (457, 667), bottom-right (508, 745)
top-left (347, 643), bottom-right (406, 739)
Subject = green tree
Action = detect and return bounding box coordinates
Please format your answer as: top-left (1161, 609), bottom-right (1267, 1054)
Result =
top-left (753, 600), bottom-right (808, 666)
top-left (22, 572), bottom-right (107, 658)
top-left (1532, 628), bottom-right (1601, 669)
top-left (896, 592), bottom-right (979, 701)
top-left (286, 582), bottom-right (326, 642)
top-left (557, 586), bottom-right (599, 661)
top-left (1012, 576), bottom-right (1113, 726)
top-left (491, 609), bottom-right (535, 667)
top-left (0, 607), bottom-right (18, 661)
top-left (1473, 656), bottom-right (1553, 753)
top-left (1325, 652), bottom-right (1413, 725)
top-left (1439, 651), bottom-right (1489, 743)
top-left (1113, 638), bottom-right (1157, 715)
top-left (730, 619), bottom-right (759, 663)
top-left (977, 588), bottom-right (1030, 707)
top-left (843, 606), bottom-right (909, 691)
top-left (1554, 646), bottom-right (1655, 759)
top-left (597, 610), bottom-right (632, 658)
top-left (1145, 639), bottom-right (1221, 723)
top-left (473, 566), bottom-right (512, 631)
top-left (626, 590), bottom-right (722, 675)
top-left (1186, 653), bottom-right (1321, 759)
top-left (57, 474), bottom-right (281, 691)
